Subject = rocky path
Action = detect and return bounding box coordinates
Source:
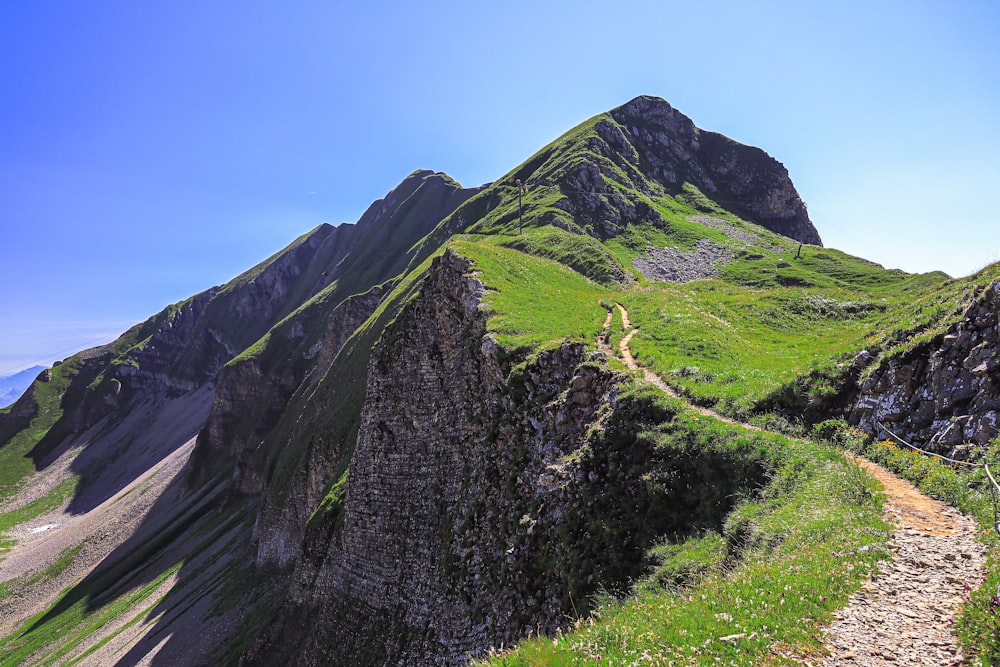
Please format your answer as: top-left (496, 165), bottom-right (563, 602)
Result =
top-left (599, 302), bottom-right (988, 666)
top-left (807, 456), bottom-right (985, 666)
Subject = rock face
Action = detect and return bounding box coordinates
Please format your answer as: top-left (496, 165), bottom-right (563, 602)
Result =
top-left (0, 169), bottom-right (480, 665)
top-left (193, 170), bottom-right (481, 567)
top-left (197, 286), bottom-right (385, 497)
top-left (851, 281), bottom-right (1000, 454)
top-left (549, 96), bottom-right (821, 245)
top-left (249, 250), bottom-right (770, 666)
top-left (249, 251), bottom-right (620, 664)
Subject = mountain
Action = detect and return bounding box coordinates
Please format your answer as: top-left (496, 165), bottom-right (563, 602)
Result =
top-left (0, 96), bottom-right (995, 666)
top-left (0, 366), bottom-right (46, 409)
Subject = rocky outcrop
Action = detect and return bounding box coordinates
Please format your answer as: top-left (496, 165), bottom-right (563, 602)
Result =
top-left (851, 281), bottom-right (1000, 454)
top-left (249, 249), bottom-right (772, 666)
top-left (633, 238), bottom-right (735, 283)
top-left (248, 250), bottom-right (622, 664)
top-left (612, 96), bottom-right (820, 245)
top-left (549, 96), bottom-right (821, 245)
top-left (194, 287), bottom-right (385, 495)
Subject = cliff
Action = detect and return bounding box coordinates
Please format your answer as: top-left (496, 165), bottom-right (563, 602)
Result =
top-left (248, 250), bottom-right (772, 665)
top-left (0, 169), bottom-right (479, 665)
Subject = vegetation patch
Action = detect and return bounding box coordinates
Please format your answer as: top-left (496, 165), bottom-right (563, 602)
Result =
top-left (0, 363), bottom-right (80, 504)
top-left (482, 413), bottom-right (888, 666)
top-left (451, 239), bottom-right (611, 353)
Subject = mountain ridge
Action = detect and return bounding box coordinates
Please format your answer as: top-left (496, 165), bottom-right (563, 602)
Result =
top-left (1, 95), bottom-right (996, 666)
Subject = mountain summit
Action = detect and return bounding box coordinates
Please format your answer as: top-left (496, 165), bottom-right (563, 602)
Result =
top-left (606, 95), bottom-right (819, 244)
top-left (453, 95), bottom-right (819, 247)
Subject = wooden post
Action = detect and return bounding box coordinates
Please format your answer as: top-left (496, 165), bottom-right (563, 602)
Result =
top-left (516, 179), bottom-right (523, 235)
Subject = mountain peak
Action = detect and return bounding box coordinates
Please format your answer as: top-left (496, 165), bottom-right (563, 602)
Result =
top-left (607, 95), bottom-right (821, 244)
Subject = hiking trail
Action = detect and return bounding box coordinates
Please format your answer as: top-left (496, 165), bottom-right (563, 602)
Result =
top-left (599, 302), bottom-right (987, 666)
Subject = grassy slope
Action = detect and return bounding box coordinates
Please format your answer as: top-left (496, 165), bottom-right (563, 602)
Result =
top-left (425, 240), bottom-right (888, 666)
top-left (0, 361), bottom-right (83, 506)
top-left (484, 422), bottom-right (887, 666)
top-left (438, 228), bottom-right (997, 664)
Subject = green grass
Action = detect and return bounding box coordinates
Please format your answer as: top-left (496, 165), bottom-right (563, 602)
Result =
top-left (615, 282), bottom-right (884, 415)
top-left (481, 414), bottom-right (888, 667)
top-left (494, 227), bottom-right (628, 287)
top-left (450, 239), bottom-right (610, 353)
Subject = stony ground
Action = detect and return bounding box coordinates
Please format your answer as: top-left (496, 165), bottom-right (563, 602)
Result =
top-left (806, 456), bottom-right (985, 666)
top-left (0, 389), bottom-right (252, 665)
top-left (632, 238), bottom-right (734, 283)
top-left (602, 302), bottom-right (988, 667)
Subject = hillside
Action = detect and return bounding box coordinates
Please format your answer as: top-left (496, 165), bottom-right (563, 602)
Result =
top-left (0, 95), bottom-right (997, 666)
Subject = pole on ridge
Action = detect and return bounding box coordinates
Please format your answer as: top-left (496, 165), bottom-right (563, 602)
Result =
top-left (516, 179), bottom-right (523, 235)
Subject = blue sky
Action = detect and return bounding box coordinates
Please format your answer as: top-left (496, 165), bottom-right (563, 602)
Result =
top-left (2, 1), bottom-right (998, 374)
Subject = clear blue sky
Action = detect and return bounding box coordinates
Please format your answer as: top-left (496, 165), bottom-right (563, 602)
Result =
top-left (2, 1), bottom-right (998, 375)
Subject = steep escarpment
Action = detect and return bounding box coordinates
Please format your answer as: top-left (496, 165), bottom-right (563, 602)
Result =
top-left (197, 287), bottom-right (385, 494)
top-left (0, 170), bottom-right (479, 665)
top-left (247, 251), bottom-right (613, 663)
top-left (192, 170), bottom-right (479, 491)
top-left (598, 95), bottom-right (818, 244)
top-left (182, 172), bottom-right (482, 580)
top-left (851, 280), bottom-right (1000, 453)
top-left (248, 250), bottom-right (774, 665)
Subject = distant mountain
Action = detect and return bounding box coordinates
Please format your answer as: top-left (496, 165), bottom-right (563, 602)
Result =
top-left (0, 365), bottom-right (46, 408)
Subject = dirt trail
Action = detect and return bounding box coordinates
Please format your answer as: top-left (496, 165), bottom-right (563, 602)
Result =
top-left (604, 303), bottom-right (754, 427)
top-left (600, 302), bottom-right (987, 666)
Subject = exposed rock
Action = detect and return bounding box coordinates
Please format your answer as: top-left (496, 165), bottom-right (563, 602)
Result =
top-left (249, 250), bottom-right (623, 664)
top-left (851, 281), bottom-right (1000, 455)
top-left (607, 96), bottom-right (821, 245)
top-left (195, 287), bottom-right (385, 498)
top-left (249, 249), bottom-right (771, 666)
top-left (689, 215), bottom-right (787, 251)
top-left (633, 238), bottom-right (734, 283)
top-left (540, 96), bottom-right (820, 247)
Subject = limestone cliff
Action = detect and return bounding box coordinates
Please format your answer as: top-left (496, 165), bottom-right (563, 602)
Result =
top-left (0, 170), bottom-right (480, 665)
top-left (248, 250), bottom-right (770, 665)
top-left (192, 170), bottom-right (481, 567)
top-left (246, 251), bottom-right (614, 663)
top-left (851, 281), bottom-right (1000, 454)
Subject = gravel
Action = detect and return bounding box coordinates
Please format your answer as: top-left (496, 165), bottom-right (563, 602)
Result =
top-left (632, 238), bottom-right (734, 283)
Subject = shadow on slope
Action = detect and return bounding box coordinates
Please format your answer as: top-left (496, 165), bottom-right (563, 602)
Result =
top-left (4, 440), bottom-right (263, 667)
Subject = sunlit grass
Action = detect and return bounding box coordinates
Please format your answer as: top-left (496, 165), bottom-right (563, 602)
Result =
top-left (451, 239), bottom-right (611, 353)
top-left (483, 426), bottom-right (888, 666)
top-left (813, 424), bottom-right (1000, 665)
